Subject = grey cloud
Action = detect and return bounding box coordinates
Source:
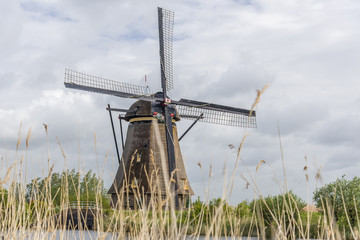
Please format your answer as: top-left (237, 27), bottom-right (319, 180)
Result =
top-left (257, 99), bottom-right (329, 136)
top-left (312, 113), bottom-right (360, 148)
top-left (20, 2), bottom-right (73, 22)
top-left (323, 149), bottom-right (360, 172)
top-left (200, 61), bottom-right (274, 100)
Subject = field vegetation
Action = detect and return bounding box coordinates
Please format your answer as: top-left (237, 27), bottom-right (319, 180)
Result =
top-left (1, 89), bottom-right (359, 239)
top-left (1, 129), bottom-right (360, 240)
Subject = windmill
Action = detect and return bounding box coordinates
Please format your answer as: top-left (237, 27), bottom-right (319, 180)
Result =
top-left (64, 7), bottom-right (256, 209)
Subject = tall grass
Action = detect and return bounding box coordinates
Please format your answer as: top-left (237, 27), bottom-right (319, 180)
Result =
top-left (1, 126), bottom-right (359, 240)
top-left (1, 87), bottom-right (359, 239)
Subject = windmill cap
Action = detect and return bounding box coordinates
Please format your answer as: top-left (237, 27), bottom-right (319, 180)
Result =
top-left (124, 99), bottom-right (180, 122)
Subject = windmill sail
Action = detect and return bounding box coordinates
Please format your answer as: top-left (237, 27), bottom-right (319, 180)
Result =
top-left (158, 7), bottom-right (174, 92)
top-left (174, 99), bottom-right (257, 128)
top-left (64, 7), bottom-right (258, 210)
top-left (64, 69), bottom-right (153, 99)
top-left (158, 7), bottom-right (178, 207)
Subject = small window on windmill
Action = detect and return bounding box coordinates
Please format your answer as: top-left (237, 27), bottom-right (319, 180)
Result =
top-left (136, 153), bottom-right (141, 162)
top-left (181, 178), bottom-right (189, 190)
top-left (131, 178), bottom-right (138, 188)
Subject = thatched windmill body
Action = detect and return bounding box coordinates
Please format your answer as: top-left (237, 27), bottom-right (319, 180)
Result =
top-left (64, 8), bottom-right (256, 209)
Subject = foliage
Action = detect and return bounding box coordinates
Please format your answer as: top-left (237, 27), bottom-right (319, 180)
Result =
top-left (0, 187), bottom-right (8, 204)
top-left (188, 197), bottom-right (255, 223)
top-left (189, 196), bottom-right (206, 223)
top-left (181, 197), bottom-right (254, 236)
top-left (208, 197), bottom-right (230, 214)
top-left (235, 200), bottom-right (251, 218)
top-left (25, 169), bottom-right (110, 209)
top-left (191, 196), bottom-right (206, 216)
top-left (313, 176), bottom-right (360, 228)
top-left (299, 211), bottom-right (323, 238)
top-left (251, 190), bottom-right (306, 227)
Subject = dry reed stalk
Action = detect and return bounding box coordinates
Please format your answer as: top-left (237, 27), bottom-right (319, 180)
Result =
top-left (16, 122), bottom-right (22, 152)
top-left (303, 155), bottom-right (311, 240)
top-left (340, 187), bottom-right (356, 239)
top-left (2, 87), bottom-right (357, 240)
top-left (0, 163), bottom-right (16, 186)
top-left (26, 127), bottom-right (32, 148)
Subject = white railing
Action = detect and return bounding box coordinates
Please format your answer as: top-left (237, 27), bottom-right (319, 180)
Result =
top-left (57, 201), bottom-right (101, 211)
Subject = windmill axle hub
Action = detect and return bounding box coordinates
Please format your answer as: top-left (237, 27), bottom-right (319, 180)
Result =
top-left (164, 98), bottom-right (172, 104)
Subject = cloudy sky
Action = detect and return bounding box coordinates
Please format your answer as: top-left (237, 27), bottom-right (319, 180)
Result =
top-left (1, 0), bottom-right (359, 205)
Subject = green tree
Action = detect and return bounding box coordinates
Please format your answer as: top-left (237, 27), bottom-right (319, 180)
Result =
top-left (313, 176), bottom-right (360, 228)
top-left (209, 197), bottom-right (227, 214)
top-left (251, 190), bottom-right (306, 227)
top-left (235, 200), bottom-right (251, 218)
top-left (26, 169), bottom-right (110, 209)
top-left (0, 187), bottom-right (8, 204)
top-left (191, 197), bottom-right (206, 217)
